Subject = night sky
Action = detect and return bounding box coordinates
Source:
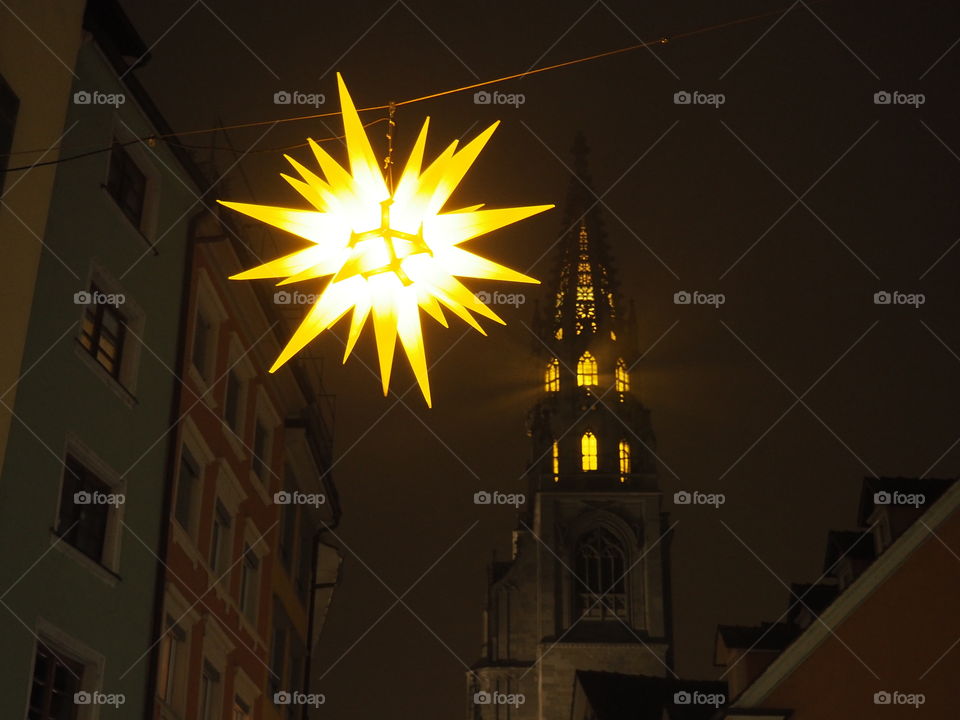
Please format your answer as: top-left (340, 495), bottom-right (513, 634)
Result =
top-left (119, 0), bottom-right (960, 716)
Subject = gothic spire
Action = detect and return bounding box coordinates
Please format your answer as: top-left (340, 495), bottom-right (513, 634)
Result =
top-left (545, 133), bottom-right (620, 343)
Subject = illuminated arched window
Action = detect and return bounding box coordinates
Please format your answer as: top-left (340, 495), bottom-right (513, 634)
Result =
top-left (545, 358), bottom-right (560, 392)
top-left (581, 431), bottom-right (598, 471)
top-left (577, 352), bottom-right (598, 387)
top-left (574, 528), bottom-right (627, 620)
top-left (618, 440), bottom-right (630, 481)
top-left (615, 358), bottom-right (629, 393)
top-left (552, 441), bottom-right (560, 480)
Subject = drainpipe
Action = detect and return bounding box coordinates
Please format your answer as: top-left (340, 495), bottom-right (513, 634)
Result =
top-left (143, 204), bottom-right (208, 720)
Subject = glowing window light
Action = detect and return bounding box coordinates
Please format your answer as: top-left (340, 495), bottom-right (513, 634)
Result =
top-left (615, 358), bottom-right (629, 393)
top-left (545, 358), bottom-right (560, 392)
top-left (577, 351), bottom-right (598, 386)
top-left (552, 441), bottom-right (560, 479)
top-left (219, 74), bottom-right (553, 407)
top-left (618, 439), bottom-right (630, 480)
top-left (581, 431), bottom-right (598, 471)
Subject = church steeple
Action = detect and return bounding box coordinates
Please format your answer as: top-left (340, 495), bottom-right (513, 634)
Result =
top-left (529, 135), bottom-right (655, 490)
top-left (540, 132), bottom-right (621, 343)
top-left (469, 137), bottom-right (673, 720)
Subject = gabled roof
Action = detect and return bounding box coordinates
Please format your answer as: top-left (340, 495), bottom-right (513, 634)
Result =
top-left (823, 530), bottom-right (875, 572)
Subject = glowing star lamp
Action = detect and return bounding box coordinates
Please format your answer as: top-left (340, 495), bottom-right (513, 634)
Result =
top-left (218, 74), bottom-right (552, 406)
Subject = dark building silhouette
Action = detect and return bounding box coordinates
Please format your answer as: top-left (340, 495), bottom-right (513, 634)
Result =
top-left (468, 136), bottom-right (676, 720)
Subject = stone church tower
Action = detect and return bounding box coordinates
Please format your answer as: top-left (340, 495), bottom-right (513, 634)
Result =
top-left (468, 135), bottom-right (674, 720)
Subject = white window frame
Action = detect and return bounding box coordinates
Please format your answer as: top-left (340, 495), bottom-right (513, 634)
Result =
top-left (173, 418), bottom-right (216, 551)
top-left (51, 434), bottom-right (126, 580)
top-left (26, 619), bottom-right (105, 720)
top-left (103, 121), bottom-right (161, 241)
top-left (221, 333), bottom-right (254, 460)
top-left (158, 586), bottom-right (201, 718)
top-left (74, 260), bottom-right (145, 404)
top-left (249, 387), bottom-right (281, 494)
top-left (188, 269), bottom-right (227, 396)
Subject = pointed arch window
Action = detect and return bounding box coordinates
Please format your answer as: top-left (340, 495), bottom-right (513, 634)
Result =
top-left (545, 358), bottom-right (560, 392)
top-left (552, 441), bottom-right (560, 480)
top-left (577, 352), bottom-right (598, 387)
top-left (574, 528), bottom-right (627, 620)
top-left (615, 358), bottom-right (629, 393)
top-left (618, 440), bottom-right (631, 481)
top-left (581, 431), bottom-right (598, 471)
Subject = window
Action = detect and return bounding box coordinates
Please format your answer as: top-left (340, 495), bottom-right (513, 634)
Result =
top-left (545, 358), bottom-right (560, 392)
top-left (581, 431), bottom-right (598, 472)
top-left (615, 358), bottom-right (629, 393)
top-left (0, 73), bottom-right (19, 195)
top-left (233, 697), bottom-right (251, 720)
top-left (239, 544), bottom-right (259, 621)
top-left (252, 420), bottom-right (270, 482)
top-left (269, 602), bottom-right (288, 698)
top-left (57, 455), bottom-right (111, 563)
top-left (209, 501), bottom-right (232, 574)
top-left (577, 352), bottom-right (598, 386)
top-left (157, 615), bottom-right (187, 709)
top-left (296, 519), bottom-right (314, 603)
top-left (223, 369), bottom-right (243, 430)
top-left (175, 448), bottom-right (201, 534)
top-left (106, 141), bottom-right (147, 228)
top-left (552, 441), bottom-right (560, 479)
top-left (618, 440), bottom-right (630, 480)
top-left (200, 662), bottom-right (221, 720)
top-left (575, 528), bottom-right (627, 621)
top-left (79, 284), bottom-right (127, 379)
top-left (27, 641), bottom-right (84, 720)
top-left (279, 471), bottom-right (297, 572)
top-left (191, 307), bottom-right (215, 381)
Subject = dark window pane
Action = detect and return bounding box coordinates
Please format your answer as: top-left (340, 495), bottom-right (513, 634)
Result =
top-left (224, 370), bottom-right (240, 429)
top-left (0, 73), bottom-right (19, 195)
top-left (175, 449), bottom-right (200, 531)
top-left (58, 456), bottom-right (110, 563)
top-left (77, 285), bottom-right (126, 379)
top-left (106, 142), bottom-right (146, 227)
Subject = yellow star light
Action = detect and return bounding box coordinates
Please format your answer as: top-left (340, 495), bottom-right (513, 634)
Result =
top-left (218, 74), bottom-right (552, 407)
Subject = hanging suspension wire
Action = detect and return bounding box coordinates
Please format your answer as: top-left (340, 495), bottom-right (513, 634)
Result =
top-left (1, 0), bottom-right (835, 173)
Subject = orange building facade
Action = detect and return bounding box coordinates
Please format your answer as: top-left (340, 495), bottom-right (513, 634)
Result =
top-left (153, 207), bottom-right (340, 720)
